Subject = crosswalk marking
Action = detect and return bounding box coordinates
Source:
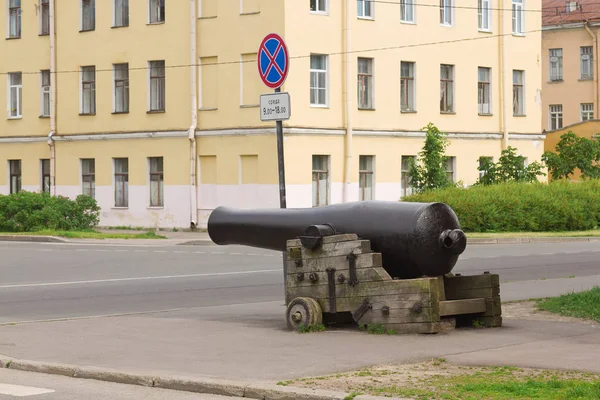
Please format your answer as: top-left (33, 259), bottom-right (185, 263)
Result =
top-left (0, 383), bottom-right (55, 397)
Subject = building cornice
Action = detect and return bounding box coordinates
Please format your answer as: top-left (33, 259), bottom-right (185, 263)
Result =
top-left (543, 21), bottom-right (600, 31)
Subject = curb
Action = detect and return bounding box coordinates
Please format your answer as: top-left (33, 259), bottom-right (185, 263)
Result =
top-left (0, 235), bottom-right (66, 243)
top-left (0, 356), bottom-right (407, 400)
top-left (468, 237), bottom-right (600, 245)
top-left (177, 239), bottom-right (214, 246)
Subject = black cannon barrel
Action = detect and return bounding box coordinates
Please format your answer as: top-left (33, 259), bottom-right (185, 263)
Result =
top-left (207, 201), bottom-right (467, 279)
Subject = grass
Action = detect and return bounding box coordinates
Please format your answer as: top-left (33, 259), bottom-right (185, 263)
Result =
top-left (536, 286), bottom-right (600, 322)
top-left (467, 230), bottom-right (600, 238)
top-left (0, 229), bottom-right (166, 240)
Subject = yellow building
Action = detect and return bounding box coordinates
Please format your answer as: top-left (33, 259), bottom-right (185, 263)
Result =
top-left (542, 0), bottom-right (600, 131)
top-left (0, 0), bottom-right (544, 229)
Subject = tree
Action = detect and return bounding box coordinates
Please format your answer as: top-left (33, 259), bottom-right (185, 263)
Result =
top-left (541, 131), bottom-right (600, 180)
top-left (407, 123), bottom-right (454, 193)
top-left (476, 146), bottom-right (545, 186)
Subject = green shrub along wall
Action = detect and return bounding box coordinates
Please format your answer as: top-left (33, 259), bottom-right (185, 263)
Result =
top-left (0, 191), bottom-right (100, 232)
top-left (403, 180), bottom-right (600, 232)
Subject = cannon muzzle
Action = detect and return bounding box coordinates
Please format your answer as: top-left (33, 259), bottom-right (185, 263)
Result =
top-left (207, 201), bottom-right (466, 279)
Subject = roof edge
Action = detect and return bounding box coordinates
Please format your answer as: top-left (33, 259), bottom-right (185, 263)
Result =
top-left (543, 21), bottom-right (600, 30)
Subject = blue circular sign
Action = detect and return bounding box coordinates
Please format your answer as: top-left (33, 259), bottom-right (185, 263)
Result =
top-left (257, 33), bottom-right (289, 89)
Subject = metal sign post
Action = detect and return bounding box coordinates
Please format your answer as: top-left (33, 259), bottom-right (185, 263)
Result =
top-left (258, 33), bottom-right (291, 295)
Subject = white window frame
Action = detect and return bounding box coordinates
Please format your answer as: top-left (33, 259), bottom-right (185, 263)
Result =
top-left (444, 157), bottom-right (456, 182)
top-left (40, 70), bottom-right (50, 117)
top-left (440, 64), bottom-right (455, 113)
top-left (80, 0), bottom-right (95, 31)
top-left (359, 155), bottom-right (375, 201)
top-left (148, 60), bottom-right (166, 112)
top-left (400, 0), bottom-right (415, 23)
top-left (7, 0), bottom-right (21, 39)
top-left (40, 0), bottom-right (50, 35)
top-left (7, 72), bottom-right (22, 119)
top-left (113, 158), bottom-right (129, 208)
top-left (478, 156), bottom-right (493, 179)
top-left (580, 46), bottom-right (593, 80)
top-left (400, 61), bottom-right (416, 112)
top-left (113, 63), bottom-right (129, 113)
top-left (357, 57), bottom-right (374, 110)
top-left (312, 155), bottom-right (330, 207)
top-left (512, 0), bottom-right (524, 35)
top-left (148, 0), bottom-right (165, 23)
top-left (148, 156), bottom-right (164, 208)
top-left (80, 66), bottom-right (96, 115)
top-left (310, 0), bottom-right (328, 14)
top-left (81, 158), bottom-right (96, 199)
top-left (549, 104), bottom-right (563, 130)
top-left (113, 0), bottom-right (129, 27)
top-left (357, 0), bottom-right (373, 19)
top-left (478, 0), bottom-right (491, 31)
top-left (512, 70), bottom-right (525, 116)
top-left (549, 48), bottom-right (563, 81)
top-left (440, 0), bottom-right (453, 26)
top-left (478, 67), bottom-right (492, 115)
top-left (310, 54), bottom-right (328, 107)
top-left (400, 155), bottom-right (415, 197)
top-left (581, 103), bottom-right (594, 121)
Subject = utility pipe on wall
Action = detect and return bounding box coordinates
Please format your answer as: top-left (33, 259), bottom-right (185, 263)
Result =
top-left (584, 22), bottom-right (599, 118)
top-left (47, 0), bottom-right (57, 195)
top-left (189, 0), bottom-right (198, 228)
top-left (342, 0), bottom-right (353, 202)
top-left (499, 0), bottom-right (509, 150)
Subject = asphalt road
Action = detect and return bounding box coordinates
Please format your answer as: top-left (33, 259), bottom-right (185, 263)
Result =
top-left (0, 240), bottom-right (599, 324)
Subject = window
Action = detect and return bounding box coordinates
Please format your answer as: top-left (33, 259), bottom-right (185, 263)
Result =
top-left (8, 0), bottom-right (20, 38)
top-left (114, 0), bottom-right (129, 27)
top-left (82, 159), bottom-right (95, 198)
top-left (81, 66), bottom-right (96, 115)
top-left (41, 70), bottom-right (50, 117)
top-left (310, 0), bottom-right (327, 13)
top-left (400, 0), bottom-right (415, 22)
top-left (581, 103), bottom-right (594, 121)
top-left (581, 46), bottom-right (593, 80)
top-left (478, 0), bottom-right (491, 31)
top-left (549, 49), bottom-right (562, 81)
top-left (401, 156), bottom-right (415, 197)
top-left (440, 0), bottom-right (452, 25)
top-left (478, 67), bottom-right (491, 115)
top-left (81, 0), bottom-right (95, 31)
top-left (114, 63), bottom-right (129, 113)
top-left (200, 56), bottom-right (218, 109)
top-left (310, 54), bottom-right (328, 106)
top-left (40, 0), bottom-right (50, 35)
top-left (114, 158), bottom-right (128, 207)
top-left (444, 157), bottom-right (455, 182)
top-left (312, 155), bottom-right (329, 207)
top-left (149, 60), bottom-right (165, 112)
top-left (359, 156), bottom-right (374, 201)
top-left (513, 70), bottom-right (524, 116)
top-left (149, 0), bottom-right (165, 23)
top-left (440, 64), bottom-right (454, 113)
top-left (512, 0), bottom-right (524, 34)
top-left (357, 58), bottom-right (373, 109)
top-left (549, 105), bottom-right (563, 130)
top-left (478, 157), bottom-right (493, 179)
top-left (149, 157), bottom-right (164, 207)
top-left (9, 160), bottom-right (21, 194)
top-left (357, 0), bottom-right (373, 18)
top-left (400, 61), bottom-right (415, 112)
top-left (8, 72), bottom-right (22, 118)
top-left (41, 159), bottom-right (50, 193)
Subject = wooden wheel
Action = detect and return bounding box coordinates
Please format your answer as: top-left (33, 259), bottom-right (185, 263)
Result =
top-left (286, 297), bottom-right (323, 331)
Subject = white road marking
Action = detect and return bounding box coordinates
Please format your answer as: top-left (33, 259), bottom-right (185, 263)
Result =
top-left (0, 383), bottom-right (55, 397)
top-left (0, 269), bottom-right (280, 289)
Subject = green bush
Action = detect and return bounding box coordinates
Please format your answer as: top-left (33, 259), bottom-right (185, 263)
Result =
top-left (402, 180), bottom-right (600, 232)
top-left (0, 191), bottom-right (100, 232)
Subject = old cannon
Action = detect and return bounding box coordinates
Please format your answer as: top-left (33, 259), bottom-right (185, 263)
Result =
top-left (207, 201), bottom-right (501, 334)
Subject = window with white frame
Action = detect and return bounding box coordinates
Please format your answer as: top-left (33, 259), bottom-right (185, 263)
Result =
top-left (310, 54), bottom-right (328, 106)
top-left (478, 156), bottom-right (493, 179)
top-left (357, 58), bottom-right (373, 109)
top-left (149, 0), bottom-right (165, 22)
top-left (440, 0), bottom-right (452, 25)
top-left (581, 46), bottom-right (593, 80)
top-left (440, 64), bottom-right (454, 113)
top-left (149, 60), bottom-right (165, 111)
top-left (81, 158), bottom-right (95, 198)
top-left (81, 66), bottom-right (96, 115)
top-left (359, 155), bottom-right (374, 201)
top-left (312, 155), bottom-right (329, 207)
top-left (549, 105), bottom-right (563, 130)
top-left (81, 0), bottom-right (95, 31)
top-left (549, 48), bottom-right (562, 81)
top-left (114, 0), bottom-right (129, 27)
top-left (8, 72), bottom-right (22, 118)
top-left (400, 61), bottom-right (415, 112)
top-left (478, 0), bottom-right (491, 31)
top-left (40, 0), bottom-right (50, 35)
top-left (41, 159), bottom-right (50, 193)
top-left (41, 70), bottom-right (50, 117)
top-left (581, 103), bottom-right (594, 121)
top-left (149, 157), bottom-right (164, 207)
top-left (401, 156), bottom-right (415, 197)
top-left (8, 0), bottom-right (21, 38)
top-left (114, 63), bottom-right (129, 113)
top-left (310, 0), bottom-right (327, 13)
top-left (513, 70), bottom-right (525, 116)
top-left (400, 0), bottom-right (415, 22)
top-left (114, 158), bottom-right (129, 207)
top-left (357, 0), bottom-right (373, 18)
top-left (512, 0), bottom-right (524, 34)
top-left (478, 67), bottom-right (491, 115)
top-left (444, 157), bottom-right (456, 182)
top-left (9, 160), bottom-right (21, 194)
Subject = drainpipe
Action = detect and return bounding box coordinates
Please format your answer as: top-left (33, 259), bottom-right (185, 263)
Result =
top-left (342, 0), bottom-right (353, 202)
top-left (584, 22), bottom-right (599, 118)
top-left (499, 0), bottom-right (509, 150)
top-left (47, 0), bottom-right (57, 195)
top-left (188, 0), bottom-right (198, 228)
